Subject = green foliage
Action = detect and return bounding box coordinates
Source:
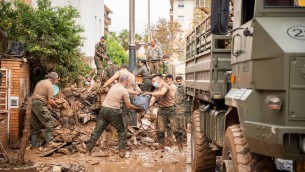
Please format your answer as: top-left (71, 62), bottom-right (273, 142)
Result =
top-left (0, 0), bottom-right (87, 86)
top-left (106, 34), bottom-right (128, 66)
top-left (116, 29), bottom-right (143, 52)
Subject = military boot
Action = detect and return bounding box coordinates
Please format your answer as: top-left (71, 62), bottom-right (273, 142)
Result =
top-left (31, 135), bottom-right (38, 148)
top-left (45, 132), bottom-right (61, 148)
top-left (119, 150), bottom-right (126, 158)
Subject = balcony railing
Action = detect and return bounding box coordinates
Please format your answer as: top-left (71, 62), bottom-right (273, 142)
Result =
top-left (104, 16), bottom-right (111, 25)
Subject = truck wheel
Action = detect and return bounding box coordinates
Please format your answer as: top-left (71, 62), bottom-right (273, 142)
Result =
top-left (222, 125), bottom-right (276, 172)
top-left (191, 110), bottom-right (216, 172)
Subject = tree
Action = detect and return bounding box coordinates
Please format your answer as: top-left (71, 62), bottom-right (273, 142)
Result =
top-left (106, 33), bottom-right (128, 66)
top-left (116, 29), bottom-right (143, 53)
top-left (192, 0), bottom-right (211, 28)
top-left (147, 18), bottom-right (185, 60)
top-left (0, 0), bottom-right (86, 86)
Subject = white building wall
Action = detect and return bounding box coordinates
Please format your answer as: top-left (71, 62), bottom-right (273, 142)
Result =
top-left (173, 0), bottom-right (194, 30)
top-left (32, 0), bottom-right (104, 67)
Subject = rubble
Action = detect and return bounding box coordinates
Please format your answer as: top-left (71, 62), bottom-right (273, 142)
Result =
top-left (33, 83), bottom-right (161, 158)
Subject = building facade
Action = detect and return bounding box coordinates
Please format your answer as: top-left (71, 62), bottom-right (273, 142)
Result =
top-left (169, 0), bottom-right (194, 30)
top-left (104, 5), bottom-right (112, 36)
top-left (32, 0), bottom-right (105, 67)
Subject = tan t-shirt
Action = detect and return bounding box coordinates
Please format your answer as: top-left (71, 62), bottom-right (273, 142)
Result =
top-left (32, 79), bottom-right (54, 103)
top-left (155, 82), bottom-right (175, 107)
top-left (115, 69), bottom-right (140, 91)
top-left (102, 83), bottom-right (130, 109)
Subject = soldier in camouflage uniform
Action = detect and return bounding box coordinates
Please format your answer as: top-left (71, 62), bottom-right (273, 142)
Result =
top-left (175, 76), bottom-right (186, 137)
top-left (94, 36), bottom-right (108, 81)
top-left (146, 39), bottom-right (163, 74)
top-left (137, 59), bottom-right (151, 91)
top-left (102, 59), bottom-right (119, 82)
top-left (144, 74), bottom-right (183, 152)
top-left (163, 55), bottom-right (176, 78)
top-left (31, 72), bottom-right (61, 148)
top-left (86, 75), bottom-right (140, 158)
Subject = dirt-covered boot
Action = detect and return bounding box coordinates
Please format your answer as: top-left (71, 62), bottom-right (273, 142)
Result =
top-left (159, 143), bottom-right (165, 151)
top-left (45, 132), bottom-right (61, 148)
top-left (119, 150), bottom-right (126, 158)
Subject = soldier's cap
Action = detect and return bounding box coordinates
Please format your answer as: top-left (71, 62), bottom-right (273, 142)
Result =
top-left (48, 72), bottom-right (59, 79)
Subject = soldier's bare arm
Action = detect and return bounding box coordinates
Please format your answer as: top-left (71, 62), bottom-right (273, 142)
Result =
top-left (48, 97), bottom-right (58, 108)
top-left (127, 88), bottom-right (141, 95)
top-left (150, 87), bottom-right (167, 96)
top-left (103, 73), bottom-right (119, 87)
top-left (149, 96), bottom-right (157, 107)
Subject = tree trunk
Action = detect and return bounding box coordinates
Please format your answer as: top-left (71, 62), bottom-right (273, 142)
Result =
top-left (17, 97), bottom-right (32, 163)
top-left (0, 140), bottom-right (10, 163)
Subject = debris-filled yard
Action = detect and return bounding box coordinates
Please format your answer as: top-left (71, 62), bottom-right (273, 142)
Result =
top-left (0, 82), bottom-right (192, 172)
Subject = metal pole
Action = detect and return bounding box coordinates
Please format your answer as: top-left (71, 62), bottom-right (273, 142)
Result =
top-left (129, 0), bottom-right (137, 127)
top-left (148, 0), bottom-right (151, 43)
top-left (129, 0), bottom-right (136, 73)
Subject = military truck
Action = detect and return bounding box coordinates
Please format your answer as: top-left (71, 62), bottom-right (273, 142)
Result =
top-left (186, 0), bottom-right (305, 171)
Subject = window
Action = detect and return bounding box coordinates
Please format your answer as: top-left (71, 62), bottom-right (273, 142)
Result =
top-left (178, 0), bottom-right (184, 8)
top-left (264, 0), bottom-right (305, 7)
top-left (242, 0), bottom-right (255, 24)
top-left (178, 16), bottom-right (184, 24)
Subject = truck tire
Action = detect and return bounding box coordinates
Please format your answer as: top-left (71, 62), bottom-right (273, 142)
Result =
top-left (191, 110), bottom-right (216, 172)
top-left (222, 124), bottom-right (276, 172)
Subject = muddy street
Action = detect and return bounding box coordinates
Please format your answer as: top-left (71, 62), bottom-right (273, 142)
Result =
top-left (19, 134), bottom-right (192, 172)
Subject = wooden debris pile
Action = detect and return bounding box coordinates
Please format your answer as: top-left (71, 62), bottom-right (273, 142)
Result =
top-left (37, 83), bottom-right (161, 157)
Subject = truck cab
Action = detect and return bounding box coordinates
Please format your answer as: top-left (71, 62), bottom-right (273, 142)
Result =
top-left (188, 0), bottom-right (305, 171)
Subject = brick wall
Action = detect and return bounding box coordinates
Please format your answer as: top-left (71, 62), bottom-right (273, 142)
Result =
top-left (0, 59), bottom-right (30, 146)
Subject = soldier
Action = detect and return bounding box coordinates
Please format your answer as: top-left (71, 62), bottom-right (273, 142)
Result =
top-left (144, 74), bottom-right (183, 152)
top-left (175, 75), bottom-right (186, 138)
top-left (94, 36), bottom-right (108, 81)
top-left (165, 74), bottom-right (177, 97)
top-left (102, 59), bottom-right (119, 82)
top-left (103, 65), bottom-right (141, 93)
top-left (146, 39), bottom-right (163, 74)
top-left (137, 59), bottom-right (151, 91)
top-left (163, 55), bottom-right (176, 78)
top-left (103, 65), bottom-right (142, 129)
top-left (86, 75), bottom-right (140, 158)
top-left (30, 72), bottom-right (61, 148)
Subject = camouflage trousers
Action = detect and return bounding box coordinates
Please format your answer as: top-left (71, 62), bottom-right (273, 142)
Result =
top-left (157, 106), bottom-right (183, 145)
top-left (30, 99), bottom-right (53, 135)
top-left (94, 56), bottom-right (103, 81)
top-left (86, 107), bottom-right (126, 152)
top-left (176, 105), bottom-right (186, 130)
top-left (140, 79), bottom-right (152, 92)
top-left (148, 61), bottom-right (161, 74)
